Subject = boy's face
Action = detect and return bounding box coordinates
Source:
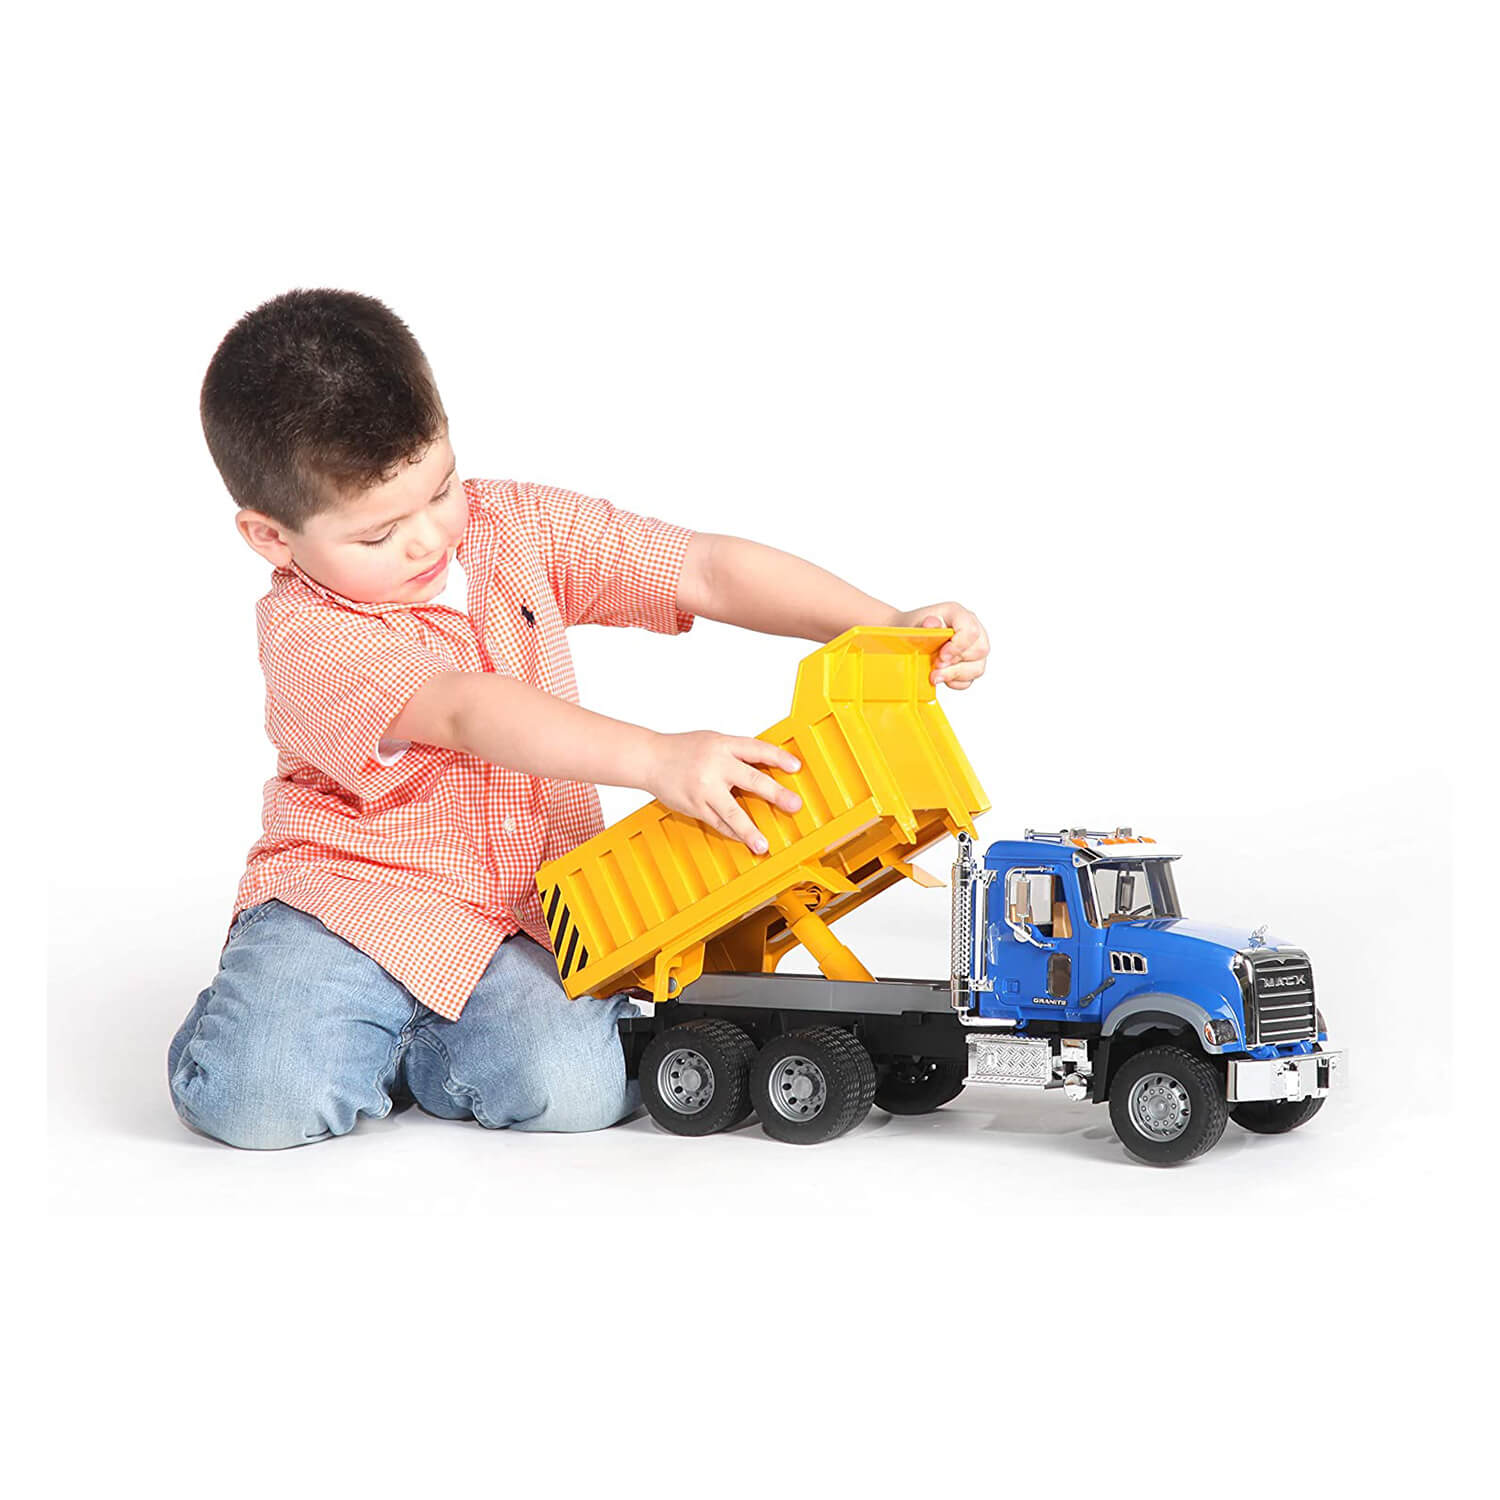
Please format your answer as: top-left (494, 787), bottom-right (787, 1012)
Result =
top-left (235, 433), bottom-right (468, 604)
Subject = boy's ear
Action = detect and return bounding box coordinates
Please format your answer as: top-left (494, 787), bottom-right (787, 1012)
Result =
top-left (236, 508), bottom-right (297, 569)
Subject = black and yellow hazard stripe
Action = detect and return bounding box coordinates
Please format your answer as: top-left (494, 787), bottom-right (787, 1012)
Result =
top-left (542, 883), bottom-right (590, 982)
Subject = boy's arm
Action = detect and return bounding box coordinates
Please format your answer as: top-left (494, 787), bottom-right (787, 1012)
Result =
top-left (530, 483), bottom-right (695, 635)
top-left (385, 673), bottom-right (801, 853)
top-left (675, 534), bottom-right (990, 690)
top-left (387, 674), bottom-right (664, 791)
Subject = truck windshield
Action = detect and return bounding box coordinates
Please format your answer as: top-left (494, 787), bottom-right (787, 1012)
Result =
top-left (1087, 860), bottom-right (1182, 924)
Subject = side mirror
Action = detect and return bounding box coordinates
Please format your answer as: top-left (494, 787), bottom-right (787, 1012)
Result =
top-left (1006, 871), bottom-right (1034, 926)
top-left (1116, 871), bottom-right (1136, 915)
top-left (1004, 870), bottom-right (1056, 949)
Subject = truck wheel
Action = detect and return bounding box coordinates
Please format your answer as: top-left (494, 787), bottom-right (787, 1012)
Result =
top-left (874, 1057), bottom-right (967, 1115)
top-left (1108, 1045), bottom-right (1228, 1166)
top-left (640, 1020), bottom-right (757, 1137)
top-left (1231, 1095), bottom-right (1325, 1134)
top-left (752, 1027), bottom-right (876, 1145)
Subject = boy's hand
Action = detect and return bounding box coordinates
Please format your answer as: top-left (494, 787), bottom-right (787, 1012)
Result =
top-left (648, 732), bottom-right (803, 854)
top-left (895, 601), bottom-right (990, 690)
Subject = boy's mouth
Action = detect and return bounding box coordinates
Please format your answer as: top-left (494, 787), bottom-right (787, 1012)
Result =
top-left (409, 553), bottom-right (448, 584)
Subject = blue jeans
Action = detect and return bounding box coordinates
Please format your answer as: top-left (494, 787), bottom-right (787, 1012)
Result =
top-left (167, 899), bottom-right (641, 1149)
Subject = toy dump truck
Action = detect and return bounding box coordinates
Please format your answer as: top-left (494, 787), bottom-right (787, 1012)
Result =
top-left (536, 627), bottom-right (1345, 1165)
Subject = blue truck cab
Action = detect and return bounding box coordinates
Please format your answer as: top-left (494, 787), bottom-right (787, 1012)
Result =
top-left (949, 828), bottom-right (1346, 1163)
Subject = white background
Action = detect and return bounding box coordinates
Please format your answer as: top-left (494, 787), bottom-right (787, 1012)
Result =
top-left (21, 0), bottom-right (1493, 1483)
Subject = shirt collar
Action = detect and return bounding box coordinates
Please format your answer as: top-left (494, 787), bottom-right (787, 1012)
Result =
top-left (280, 559), bottom-right (410, 615)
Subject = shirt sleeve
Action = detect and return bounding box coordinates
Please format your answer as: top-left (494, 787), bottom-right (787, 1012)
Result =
top-left (527, 482), bottom-right (696, 633)
top-left (261, 606), bottom-right (459, 801)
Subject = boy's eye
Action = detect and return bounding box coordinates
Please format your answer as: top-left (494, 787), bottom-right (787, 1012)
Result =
top-left (357, 484), bottom-right (450, 546)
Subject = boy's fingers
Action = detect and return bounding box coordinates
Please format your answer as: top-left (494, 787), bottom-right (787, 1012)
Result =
top-left (710, 795), bottom-right (768, 855)
top-left (732, 765), bottom-right (802, 814)
top-left (936, 624), bottom-right (984, 666)
top-left (939, 658), bottom-right (987, 679)
top-left (933, 658), bottom-right (986, 687)
top-left (733, 738), bottom-right (801, 775)
top-left (702, 808), bottom-right (737, 843)
top-left (939, 619), bottom-right (986, 664)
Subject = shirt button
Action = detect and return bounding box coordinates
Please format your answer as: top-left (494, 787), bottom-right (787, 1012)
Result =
top-left (501, 814), bottom-right (517, 834)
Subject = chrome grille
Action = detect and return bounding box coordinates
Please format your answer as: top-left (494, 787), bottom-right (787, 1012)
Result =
top-left (1242, 951), bottom-right (1316, 1046)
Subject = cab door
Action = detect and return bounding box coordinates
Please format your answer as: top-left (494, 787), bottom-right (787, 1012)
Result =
top-left (987, 865), bottom-right (1081, 1018)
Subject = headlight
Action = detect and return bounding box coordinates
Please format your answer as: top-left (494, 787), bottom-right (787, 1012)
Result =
top-left (1203, 1018), bottom-right (1238, 1046)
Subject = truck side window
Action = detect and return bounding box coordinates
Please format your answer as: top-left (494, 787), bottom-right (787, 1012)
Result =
top-left (1032, 877), bottom-right (1053, 938)
top-left (1006, 871), bottom-right (1075, 940)
top-left (1051, 880), bottom-right (1073, 939)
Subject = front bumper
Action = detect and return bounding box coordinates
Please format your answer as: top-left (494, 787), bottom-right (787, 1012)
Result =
top-left (1226, 1049), bottom-right (1346, 1103)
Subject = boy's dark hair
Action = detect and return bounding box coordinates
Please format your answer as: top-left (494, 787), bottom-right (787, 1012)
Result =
top-left (200, 288), bottom-right (448, 532)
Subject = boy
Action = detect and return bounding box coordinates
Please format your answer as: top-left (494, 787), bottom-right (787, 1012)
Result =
top-left (168, 288), bottom-right (990, 1150)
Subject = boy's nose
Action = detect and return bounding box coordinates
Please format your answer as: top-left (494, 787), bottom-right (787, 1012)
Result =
top-left (407, 517), bottom-right (448, 560)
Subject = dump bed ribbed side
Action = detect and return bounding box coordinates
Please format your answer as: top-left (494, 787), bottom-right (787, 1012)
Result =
top-left (535, 627), bottom-right (989, 1000)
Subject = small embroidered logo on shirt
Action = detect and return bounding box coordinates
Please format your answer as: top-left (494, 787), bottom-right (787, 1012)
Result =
top-left (520, 604), bottom-right (535, 626)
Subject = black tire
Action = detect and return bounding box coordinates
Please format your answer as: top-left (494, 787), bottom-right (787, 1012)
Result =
top-left (874, 1057), bottom-right (967, 1116)
top-left (1108, 1044), bottom-right (1229, 1166)
top-left (751, 1027), bottom-right (876, 1144)
top-left (1231, 1095), bottom-right (1325, 1134)
top-left (640, 1020), bottom-right (757, 1137)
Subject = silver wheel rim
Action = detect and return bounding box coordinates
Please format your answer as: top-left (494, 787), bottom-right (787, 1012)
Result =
top-left (657, 1047), bottom-right (715, 1115)
top-left (768, 1054), bottom-right (827, 1122)
top-left (1128, 1071), bottom-right (1191, 1142)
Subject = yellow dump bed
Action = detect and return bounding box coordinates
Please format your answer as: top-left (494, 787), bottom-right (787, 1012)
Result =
top-left (535, 627), bottom-right (989, 1001)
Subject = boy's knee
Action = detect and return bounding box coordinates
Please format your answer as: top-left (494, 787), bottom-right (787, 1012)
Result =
top-left (510, 1055), bottom-right (639, 1134)
top-left (166, 902), bottom-right (409, 1149)
top-left (168, 1051), bottom-right (356, 1150)
top-left (542, 998), bottom-right (640, 1131)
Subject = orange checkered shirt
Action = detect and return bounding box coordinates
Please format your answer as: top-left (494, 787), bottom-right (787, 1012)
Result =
top-left (229, 478), bottom-right (696, 1019)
